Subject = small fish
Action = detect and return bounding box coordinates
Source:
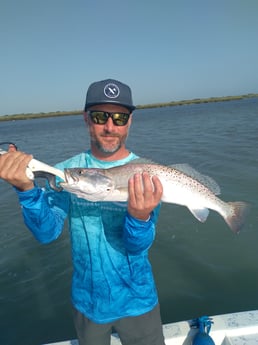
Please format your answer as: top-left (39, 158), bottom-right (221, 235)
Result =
top-left (60, 159), bottom-right (250, 233)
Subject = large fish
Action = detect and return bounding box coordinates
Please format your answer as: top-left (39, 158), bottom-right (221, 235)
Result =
top-left (60, 160), bottom-right (250, 233)
top-left (0, 146), bottom-right (250, 233)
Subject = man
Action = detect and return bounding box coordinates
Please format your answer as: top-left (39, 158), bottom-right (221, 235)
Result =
top-left (0, 79), bottom-right (165, 345)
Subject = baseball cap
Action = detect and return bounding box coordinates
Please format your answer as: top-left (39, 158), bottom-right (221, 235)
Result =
top-left (84, 79), bottom-right (136, 112)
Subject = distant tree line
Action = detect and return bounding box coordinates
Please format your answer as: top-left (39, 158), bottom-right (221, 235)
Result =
top-left (0, 93), bottom-right (257, 122)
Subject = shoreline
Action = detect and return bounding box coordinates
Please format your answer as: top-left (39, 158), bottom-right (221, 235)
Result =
top-left (0, 93), bottom-right (257, 122)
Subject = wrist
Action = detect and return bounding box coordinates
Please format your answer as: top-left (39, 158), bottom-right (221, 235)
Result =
top-left (128, 211), bottom-right (151, 222)
top-left (15, 181), bottom-right (35, 192)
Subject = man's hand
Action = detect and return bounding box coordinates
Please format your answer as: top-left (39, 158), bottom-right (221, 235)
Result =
top-left (0, 148), bottom-right (34, 191)
top-left (127, 172), bottom-right (163, 221)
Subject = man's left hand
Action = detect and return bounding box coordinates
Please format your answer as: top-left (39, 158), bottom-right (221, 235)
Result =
top-left (127, 172), bottom-right (163, 221)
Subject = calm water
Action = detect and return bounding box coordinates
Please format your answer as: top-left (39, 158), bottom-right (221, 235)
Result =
top-left (0, 98), bottom-right (258, 345)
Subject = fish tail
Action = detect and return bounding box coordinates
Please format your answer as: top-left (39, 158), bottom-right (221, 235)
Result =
top-left (224, 202), bottom-right (250, 233)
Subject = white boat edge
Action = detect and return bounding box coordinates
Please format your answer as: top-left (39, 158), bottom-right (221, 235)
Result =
top-left (42, 309), bottom-right (258, 345)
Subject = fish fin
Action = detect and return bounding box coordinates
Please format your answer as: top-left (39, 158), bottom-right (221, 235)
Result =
top-left (102, 188), bottom-right (128, 202)
top-left (130, 159), bottom-right (221, 195)
top-left (224, 201), bottom-right (251, 233)
top-left (129, 157), bottom-right (157, 165)
top-left (189, 207), bottom-right (210, 223)
top-left (170, 163), bottom-right (221, 195)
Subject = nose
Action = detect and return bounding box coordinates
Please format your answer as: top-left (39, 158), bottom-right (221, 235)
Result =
top-left (103, 117), bottom-right (115, 132)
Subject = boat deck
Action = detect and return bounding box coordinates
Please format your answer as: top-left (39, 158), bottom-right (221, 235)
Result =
top-left (43, 310), bottom-right (258, 345)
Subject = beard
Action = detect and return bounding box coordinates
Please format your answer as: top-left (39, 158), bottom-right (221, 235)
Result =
top-left (91, 131), bottom-right (128, 154)
top-left (95, 138), bottom-right (122, 154)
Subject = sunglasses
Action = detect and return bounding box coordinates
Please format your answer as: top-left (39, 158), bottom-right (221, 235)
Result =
top-left (88, 111), bottom-right (131, 126)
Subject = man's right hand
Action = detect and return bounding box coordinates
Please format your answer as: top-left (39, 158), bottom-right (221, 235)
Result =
top-left (0, 148), bottom-right (35, 191)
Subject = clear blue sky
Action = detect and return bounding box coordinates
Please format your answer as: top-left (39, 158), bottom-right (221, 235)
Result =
top-left (1, 0), bottom-right (258, 115)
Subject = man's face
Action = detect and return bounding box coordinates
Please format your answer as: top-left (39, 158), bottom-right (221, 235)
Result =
top-left (84, 104), bottom-right (132, 156)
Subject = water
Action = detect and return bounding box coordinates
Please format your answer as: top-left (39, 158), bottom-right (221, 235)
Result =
top-left (0, 98), bottom-right (257, 345)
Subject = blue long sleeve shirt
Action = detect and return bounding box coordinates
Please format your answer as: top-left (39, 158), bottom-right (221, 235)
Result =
top-left (16, 151), bottom-right (161, 323)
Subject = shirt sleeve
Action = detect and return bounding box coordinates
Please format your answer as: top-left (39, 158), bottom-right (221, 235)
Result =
top-left (123, 204), bottom-right (161, 254)
top-left (15, 185), bottom-right (70, 244)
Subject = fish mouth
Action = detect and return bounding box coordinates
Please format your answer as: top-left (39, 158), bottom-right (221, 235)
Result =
top-left (62, 169), bottom-right (79, 185)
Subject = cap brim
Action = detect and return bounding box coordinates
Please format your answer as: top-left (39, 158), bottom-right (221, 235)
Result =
top-left (85, 101), bottom-right (136, 112)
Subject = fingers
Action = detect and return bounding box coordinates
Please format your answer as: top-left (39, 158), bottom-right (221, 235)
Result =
top-left (1, 151), bottom-right (31, 175)
top-left (0, 151), bottom-right (34, 190)
top-left (151, 175), bottom-right (163, 199)
top-left (128, 173), bottom-right (148, 204)
top-left (127, 172), bottom-right (163, 220)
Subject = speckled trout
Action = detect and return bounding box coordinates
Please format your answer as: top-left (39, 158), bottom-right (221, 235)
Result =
top-left (60, 160), bottom-right (249, 233)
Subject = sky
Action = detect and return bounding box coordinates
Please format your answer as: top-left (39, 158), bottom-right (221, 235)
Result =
top-left (1, 0), bottom-right (258, 116)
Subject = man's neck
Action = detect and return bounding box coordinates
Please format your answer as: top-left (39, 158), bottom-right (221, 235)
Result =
top-left (90, 147), bottom-right (131, 162)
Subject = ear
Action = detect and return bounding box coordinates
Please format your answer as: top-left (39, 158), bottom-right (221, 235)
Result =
top-left (128, 113), bottom-right (133, 127)
top-left (83, 111), bottom-right (88, 124)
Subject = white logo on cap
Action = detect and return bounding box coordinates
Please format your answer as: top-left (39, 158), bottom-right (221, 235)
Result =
top-left (104, 83), bottom-right (120, 99)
